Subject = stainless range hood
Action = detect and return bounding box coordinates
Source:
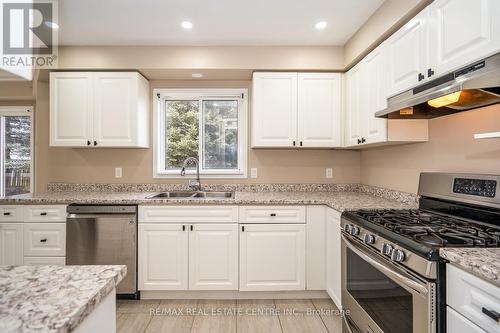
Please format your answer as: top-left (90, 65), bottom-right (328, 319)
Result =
top-left (376, 52), bottom-right (500, 119)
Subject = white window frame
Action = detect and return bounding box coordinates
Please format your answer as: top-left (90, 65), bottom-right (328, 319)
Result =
top-left (0, 106), bottom-right (34, 197)
top-left (153, 88), bottom-right (248, 178)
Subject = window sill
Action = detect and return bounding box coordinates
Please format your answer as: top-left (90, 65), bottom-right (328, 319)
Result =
top-left (153, 172), bottom-right (248, 179)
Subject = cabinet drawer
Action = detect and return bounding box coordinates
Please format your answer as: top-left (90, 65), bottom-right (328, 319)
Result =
top-left (239, 206), bottom-right (305, 223)
top-left (23, 223), bottom-right (66, 256)
top-left (447, 264), bottom-right (500, 333)
top-left (139, 206), bottom-right (238, 223)
top-left (0, 206), bottom-right (23, 222)
top-left (448, 307), bottom-right (487, 333)
top-left (24, 205), bottom-right (67, 222)
top-left (24, 256), bottom-right (66, 265)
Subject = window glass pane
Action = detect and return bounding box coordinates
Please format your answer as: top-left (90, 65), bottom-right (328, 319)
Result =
top-left (202, 100), bottom-right (238, 170)
top-left (165, 100), bottom-right (199, 169)
top-left (1, 115), bottom-right (31, 196)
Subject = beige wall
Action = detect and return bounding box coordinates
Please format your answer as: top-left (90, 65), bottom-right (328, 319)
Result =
top-left (58, 46), bottom-right (345, 72)
top-left (344, 0), bottom-right (431, 68)
top-left (360, 104), bottom-right (500, 194)
top-left (34, 80), bottom-right (360, 191)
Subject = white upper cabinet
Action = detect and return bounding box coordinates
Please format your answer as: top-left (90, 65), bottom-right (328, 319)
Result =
top-left (297, 73), bottom-right (342, 147)
top-left (252, 72), bottom-right (342, 148)
top-left (93, 73), bottom-right (149, 147)
top-left (428, 0), bottom-right (500, 77)
top-left (252, 72), bottom-right (298, 147)
top-left (345, 64), bottom-right (363, 147)
top-left (387, 7), bottom-right (429, 97)
top-left (50, 72), bottom-right (149, 148)
top-left (50, 72), bottom-right (93, 147)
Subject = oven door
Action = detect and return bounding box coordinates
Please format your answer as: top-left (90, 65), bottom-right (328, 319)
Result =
top-left (341, 233), bottom-right (436, 333)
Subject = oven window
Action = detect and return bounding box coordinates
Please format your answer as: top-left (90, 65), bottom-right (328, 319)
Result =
top-left (347, 248), bottom-right (413, 333)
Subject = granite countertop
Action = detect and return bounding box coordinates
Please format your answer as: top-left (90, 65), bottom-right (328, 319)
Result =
top-left (440, 248), bottom-right (500, 287)
top-left (0, 265), bottom-right (126, 333)
top-left (0, 190), bottom-right (416, 212)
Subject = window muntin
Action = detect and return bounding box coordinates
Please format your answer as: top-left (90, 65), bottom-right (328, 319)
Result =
top-left (154, 89), bottom-right (247, 178)
top-left (0, 107), bottom-right (33, 197)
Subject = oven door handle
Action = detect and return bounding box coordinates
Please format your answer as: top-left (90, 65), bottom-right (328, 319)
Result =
top-left (342, 234), bottom-right (429, 295)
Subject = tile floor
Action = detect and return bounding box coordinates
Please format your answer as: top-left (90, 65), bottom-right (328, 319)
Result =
top-left (117, 298), bottom-right (343, 333)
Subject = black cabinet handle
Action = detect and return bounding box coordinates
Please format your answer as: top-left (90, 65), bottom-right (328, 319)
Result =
top-left (270, 213), bottom-right (276, 217)
top-left (190, 225), bottom-right (193, 231)
top-left (357, 139), bottom-right (361, 144)
top-left (292, 141), bottom-right (296, 146)
top-left (242, 226), bottom-right (245, 232)
top-left (418, 73), bottom-right (425, 81)
top-left (182, 225), bottom-right (186, 231)
top-left (482, 307), bottom-right (500, 322)
top-left (299, 141), bottom-right (303, 147)
top-left (93, 141), bottom-right (97, 146)
top-left (427, 68), bottom-right (435, 78)
top-left (3, 212), bottom-right (11, 216)
top-left (40, 212), bottom-right (47, 216)
top-left (40, 238), bottom-right (47, 243)
top-left (87, 140), bottom-right (91, 146)
top-left (361, 138), bottom-right (366, 143)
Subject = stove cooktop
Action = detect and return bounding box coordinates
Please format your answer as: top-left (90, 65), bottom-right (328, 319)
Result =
top-left (347, 209), bottom-right (500, 248)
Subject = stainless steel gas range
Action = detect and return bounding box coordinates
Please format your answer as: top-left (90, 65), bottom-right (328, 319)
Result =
top-left (341, 172), bottom-right (500, 333)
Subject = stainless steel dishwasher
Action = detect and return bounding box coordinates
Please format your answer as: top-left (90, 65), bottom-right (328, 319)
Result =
top-left (66, 205), bottom-right (137, 298)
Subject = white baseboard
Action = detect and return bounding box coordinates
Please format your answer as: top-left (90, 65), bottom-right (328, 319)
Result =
top-left (140, 290), bottom-right (328, 300)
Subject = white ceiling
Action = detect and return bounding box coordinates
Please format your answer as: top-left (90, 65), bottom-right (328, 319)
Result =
top-left (59, 0), bottom-right (384, 46)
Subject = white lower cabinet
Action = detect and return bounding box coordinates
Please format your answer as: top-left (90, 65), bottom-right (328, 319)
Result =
top-left (448, 307), bottom-right (487, 333)
top-left (23, 223), bottom-right (66, 257)
top-left (239, 224), bottom-right (305, 291)
top-left (326, 209), bottom-right (342, 308)
top-left (0, 223), bottom-right (23, 265)
top-left (138, 223), bottom-right (188, 290)
top-left (189, 224), bottom-right (238, 290)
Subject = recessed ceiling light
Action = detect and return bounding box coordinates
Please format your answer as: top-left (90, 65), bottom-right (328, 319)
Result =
top-left (45, 21), bottom-right (59, 29)
top-left (315, 21), bottom-right (327, 30)
top-left (181, 21), bottom-right (193, 30)
top-left (192, 73), bottom-right (203, 78)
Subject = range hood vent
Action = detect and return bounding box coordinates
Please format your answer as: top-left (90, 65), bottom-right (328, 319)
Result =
top-left (376, 53), bottom-right (500, 119)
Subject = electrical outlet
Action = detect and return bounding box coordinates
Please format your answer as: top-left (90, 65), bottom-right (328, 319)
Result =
top-left (250, 168), bottom-right (258, 178)
top-left (326, 168), bottom-right (333, 179)
top-left (115, 167), bottom-right (123, 178)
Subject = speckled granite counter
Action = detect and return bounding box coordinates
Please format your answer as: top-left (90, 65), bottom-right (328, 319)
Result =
top-left (0, 190), bottom-right (416, 212)
top-left (0, 265), bottom-right (126, 333)
top-left (440, 248), bottom-right (500, 287)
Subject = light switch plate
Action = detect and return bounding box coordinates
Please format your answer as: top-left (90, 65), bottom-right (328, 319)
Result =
top-left (326, 168), bottom-right (333, 179)
top-left (250, 168), bottom-right (258, 178)
top-left (115, 167), bottom-right (122, 178)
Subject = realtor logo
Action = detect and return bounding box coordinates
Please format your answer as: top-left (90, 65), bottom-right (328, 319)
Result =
top-left (1, 0), bottom-right (58, 68)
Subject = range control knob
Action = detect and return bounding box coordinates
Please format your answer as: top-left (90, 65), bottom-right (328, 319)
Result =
top-left (364, 234), bottom-right (376, 245)
top-left (391, 249), bottom-right (406, 262)
top-left (350, 226), bottom-right (360, 236)
top-left (344, 224), bottom-right (352, 233)
top-left (382, 243), bottom-right (394, 256)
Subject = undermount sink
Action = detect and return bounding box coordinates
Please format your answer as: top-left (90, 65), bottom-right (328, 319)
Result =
top-left (146, 191), bottom-right (235, 199)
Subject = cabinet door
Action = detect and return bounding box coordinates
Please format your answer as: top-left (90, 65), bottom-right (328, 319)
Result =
top-left (387, 8), bottom-right (429, 96)
top-left (0, 223), bottom-right (23, 265)
top-left (429, 0), bottom-right (500, 77)
top-left (252, 72), bottom-right (298, 147)
top-left (189, 224), bottom-right (238, 290)
top-left (239, 224), bottom-right (305, 291)
top-left (363, 46), bottom-right (388, 145)
top-left (138, 224), bottom-right (188, 290)
top-left (50, 72), bottom-right (93, 147)
top-left (297, 73), bottom-right (342, 147)
top-left (93, 73), bottom-right (137, 147)
top-left (326, 209), bottom-right (342, 308)
top-left (447, 307), bottom-right (487, 333)
top-left (345, 64), bottom-right (363, 147)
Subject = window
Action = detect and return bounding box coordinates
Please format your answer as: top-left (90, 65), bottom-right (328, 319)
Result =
top-left (0, 107), bottom-right (33, 197)
top-left (154, 89), bottom-right (247, 178)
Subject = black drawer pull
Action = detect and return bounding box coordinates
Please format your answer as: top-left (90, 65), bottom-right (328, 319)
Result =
top-left (190, 225), bottom-right (193, 231)
top-left (482, 307), bottom-right (500, 322)
top-left (270, 213), bottom-right (277, 217)
top-left (3, 212), bottom-right (11, 216)
top-left (40, 212), bottom-right (47, 216)
top-left (182, 225), bottom-right (186, 231)
top-left (242, 226), bottom-right (245, 232)
top-left (40, 238), bottom-right (47, 243)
